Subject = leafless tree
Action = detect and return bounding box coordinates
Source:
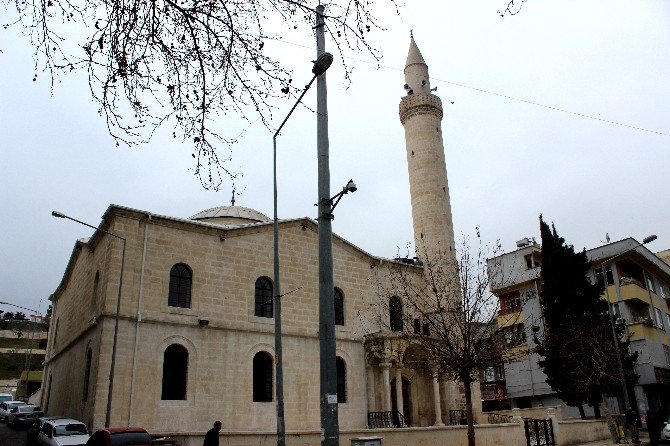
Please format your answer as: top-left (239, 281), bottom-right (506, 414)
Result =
top-left (498, 0), bottom-right (527, 17)
top-left (3, 0), bottom-right (399, 189)
top-left (367, 232), bottom-right (529, 446)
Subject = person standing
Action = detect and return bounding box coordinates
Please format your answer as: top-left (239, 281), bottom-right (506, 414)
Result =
top-left (203, 421), bottom-right (222, 446)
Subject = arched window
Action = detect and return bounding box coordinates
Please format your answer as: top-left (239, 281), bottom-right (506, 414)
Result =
top-left (83, 347), bottom-right (92, 401)
top-left (161, 344), bottom-right (188, 400)
top-left (252, 351), bottom-right (273, 402)
top-left (336, 357), bottom-right (347, 403)
top-left (390, 296), bottom-right (403, 332)
top-left (254, 277), bottom-right (273, 318)
top-left (168, 264), bottom-right (192, 308)
top-left (334, 288), bottom-right (344, 326)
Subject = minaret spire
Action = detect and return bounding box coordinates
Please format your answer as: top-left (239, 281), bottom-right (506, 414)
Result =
top-left (399, 37), bottom-right (456, 267)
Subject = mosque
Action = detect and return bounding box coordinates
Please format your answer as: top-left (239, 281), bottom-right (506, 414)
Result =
top-left (42, 38), bottom-right (481, 436)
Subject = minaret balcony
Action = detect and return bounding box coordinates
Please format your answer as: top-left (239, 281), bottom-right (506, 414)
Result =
top-left (399, 94), bottom-right (443, 124)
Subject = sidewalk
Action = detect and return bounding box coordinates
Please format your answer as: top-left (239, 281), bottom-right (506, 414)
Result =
top-left (575, 431), bottom-right (651, 446)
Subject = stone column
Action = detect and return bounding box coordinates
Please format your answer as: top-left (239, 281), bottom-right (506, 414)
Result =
top-left (395, 365), bottom-right (404, 418)
top-left (380, 362), bottom-right (392, 411)
top-left (432, 372), bottom-right (444, 426)
top-left (366, 364), bottom-right (376, 413)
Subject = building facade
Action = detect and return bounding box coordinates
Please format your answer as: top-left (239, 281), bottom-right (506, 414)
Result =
top-left (487, 237), bottom-right (670, 421)
top-left (42, 38), bottom-right (479, 434)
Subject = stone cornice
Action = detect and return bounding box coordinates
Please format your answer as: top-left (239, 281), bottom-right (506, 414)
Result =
top-left (399, 94), bottom-right (443, 124)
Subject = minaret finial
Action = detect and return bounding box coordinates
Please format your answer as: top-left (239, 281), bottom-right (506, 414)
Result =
top-left (231, 183), bottom-right (236, 206)
top-left (410, 29), bottom-right (414, 38)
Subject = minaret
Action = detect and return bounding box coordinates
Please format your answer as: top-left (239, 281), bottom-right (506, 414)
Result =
top-left (399, 36), bottom-right (456, 263)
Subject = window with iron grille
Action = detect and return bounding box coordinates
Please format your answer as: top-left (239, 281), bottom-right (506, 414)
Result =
top-left (252, 351), bottom-right (273, 402)
top-left (168, 264), bottom-right (192, 308)
top-left (161, 344), bottom-right (188, 400)
top-left (254, 277), bottom-right (273, 318)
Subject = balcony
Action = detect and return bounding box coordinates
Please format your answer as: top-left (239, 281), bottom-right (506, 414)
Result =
top-left (497, 311), bottom-right (525, 329)
top-left (619, 282), bottom-right (654, 305)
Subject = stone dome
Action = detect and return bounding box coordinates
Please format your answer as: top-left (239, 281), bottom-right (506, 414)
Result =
top-left (190, 206), bottom-right (271, 226)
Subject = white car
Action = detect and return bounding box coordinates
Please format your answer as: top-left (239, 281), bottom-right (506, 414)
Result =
top-left (662, 420), bottom-right (670, 442)
top-left (0, 400), bottom-right (26, 422)
top-left (37, 418), bottom-right (90, 446)
top-left (7, 403), bottom-right (44, 427)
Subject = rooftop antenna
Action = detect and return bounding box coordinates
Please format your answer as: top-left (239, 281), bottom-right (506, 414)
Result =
top-left (231, 183), bottom-right (236, 206)
top-left (606, 232), bottom-right (611, 243)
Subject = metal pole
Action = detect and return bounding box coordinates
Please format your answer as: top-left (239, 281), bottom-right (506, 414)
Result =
top-left (315, 5), bottom-right (339, 445)
top-left (273, 75), bottom-right (318, 446)
top-left (273, 134), bottom-right (285, 446)
top-left (602, 268), bottom-right (630, 412)
top-left (105, 237), bottom-right (126, 428)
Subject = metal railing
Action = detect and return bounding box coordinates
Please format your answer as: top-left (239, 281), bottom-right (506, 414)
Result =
top-left (523, 419), bottom-right (555, 446)
top-left (367, 411), bottom-right (410, 428)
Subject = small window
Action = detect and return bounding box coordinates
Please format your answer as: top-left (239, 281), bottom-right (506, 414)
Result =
top-left (254, 277), bottom-right (273, 318)
top-left (253, 352), bottom-right (273, 402)
top-left (422, 322), bottom-right (430, 336)
top-left (92, 270), bottom-right (99, 301)
top-left (334, 288), bottom-right (344, 326)
top-left (161, 344), bottom-right (188, 400)
top-left (390, 297), bottom-right (403, 332)
top-left (168, 264), bottom-right (192, 308)
top-left (665, 345), bottom-right (670, 366)
top-left (83, 347), bottom-right (92, 401)
top-left (413, 318), bottom-right (421, 334)
top-left (336, 357), bottom-right (347, 403)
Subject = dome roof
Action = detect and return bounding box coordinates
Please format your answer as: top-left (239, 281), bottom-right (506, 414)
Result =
top-left (190, 206), bottom-right (271, 226)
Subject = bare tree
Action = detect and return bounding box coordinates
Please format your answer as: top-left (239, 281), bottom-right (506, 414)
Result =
top-left (498, 0), bottom-right (527, 17)
top-left (367, 232), bottom-right (528, 446)
top-left (3, 0), bottom-right (399, 189)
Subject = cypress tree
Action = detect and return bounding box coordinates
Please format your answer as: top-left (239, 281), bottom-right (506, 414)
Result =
top-left (535, 216), bottom-right (638, 418)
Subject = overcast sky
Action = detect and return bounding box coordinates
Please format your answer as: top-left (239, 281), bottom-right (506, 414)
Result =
top-left (1, 0), bottom-right (669, 315)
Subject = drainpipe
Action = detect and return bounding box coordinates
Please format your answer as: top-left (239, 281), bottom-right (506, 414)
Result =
top-left (128, 214), bottom-right (151, 425)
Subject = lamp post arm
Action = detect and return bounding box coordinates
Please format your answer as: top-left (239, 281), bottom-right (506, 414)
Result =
top-left (52, 212), bottom-right (126, 243)
top-left (273, 75), bottom-right (318, 140)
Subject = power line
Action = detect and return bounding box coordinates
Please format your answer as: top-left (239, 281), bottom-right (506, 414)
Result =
top-left (268, 36), bottom-right (670, 137)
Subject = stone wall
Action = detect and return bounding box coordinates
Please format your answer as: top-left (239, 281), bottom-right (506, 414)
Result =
top-left (166, 424), bottom-right (525, 446)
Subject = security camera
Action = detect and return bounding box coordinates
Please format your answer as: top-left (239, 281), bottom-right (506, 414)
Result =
top-left (198, 318), bottom-right (210, 326)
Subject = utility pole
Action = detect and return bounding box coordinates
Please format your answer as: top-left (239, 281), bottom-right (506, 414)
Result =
top-left (315, 5), bottom-right (339, 446)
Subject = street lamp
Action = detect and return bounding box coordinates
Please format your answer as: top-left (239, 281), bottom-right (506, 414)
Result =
top-left (272, 51), bottom-right (333, 446)
top-left (598, 235), bottom-right (657, 412)
top-left (52, 210), bottom-right (126, 428)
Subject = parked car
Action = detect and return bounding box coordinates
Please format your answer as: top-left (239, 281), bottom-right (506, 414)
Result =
top-left (85, 427), bottom-right (153, 446)
top-left (26, 417), bottom-right (64, 446)
top-left (0, 401), bottom-right (26, 422)
top-left (8, 404), bottom-right (44, 428)
top-left (37, 418), bottom-right (90, 446)
top-left (662, 420), bottom-right (670, 442)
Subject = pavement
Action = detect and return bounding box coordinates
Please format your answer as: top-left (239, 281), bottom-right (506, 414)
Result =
top-left (575, 431), bottom-right (653, 446)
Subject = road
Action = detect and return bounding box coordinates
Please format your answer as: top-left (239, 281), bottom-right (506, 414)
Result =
top-left (0, 421), bottom-right (28, 446)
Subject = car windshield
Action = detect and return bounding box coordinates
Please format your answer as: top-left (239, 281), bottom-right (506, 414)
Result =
top-left (0, 395), bottom-right (12, 403)
top-left (54, 423), bottom-right (88, 436)
top-left (110, 432), bottom-right (153, 445)
top-left (19, 406), bottom-right (39, 413)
